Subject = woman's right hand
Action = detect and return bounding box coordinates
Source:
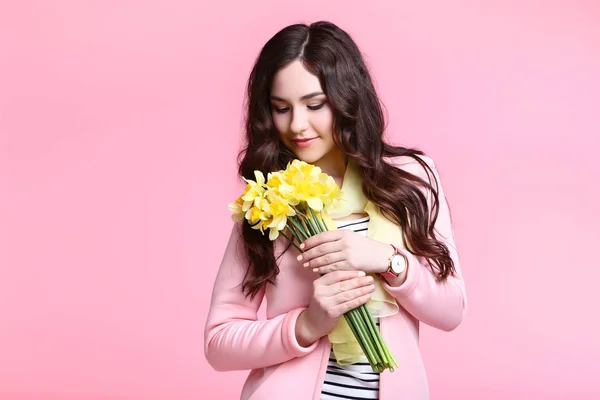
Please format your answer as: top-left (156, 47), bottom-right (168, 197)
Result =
top-left (295, 270), bottom-right (375, 347)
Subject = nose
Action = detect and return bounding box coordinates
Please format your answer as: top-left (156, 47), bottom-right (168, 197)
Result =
top-left (289, 107), bottom-right (309, 134)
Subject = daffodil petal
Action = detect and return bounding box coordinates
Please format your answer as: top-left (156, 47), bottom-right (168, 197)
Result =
top-left (307, 197), bottom-right (324, 211)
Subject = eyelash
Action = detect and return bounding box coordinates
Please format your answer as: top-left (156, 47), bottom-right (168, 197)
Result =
top-left (273, 104), bottom-right (325, 114)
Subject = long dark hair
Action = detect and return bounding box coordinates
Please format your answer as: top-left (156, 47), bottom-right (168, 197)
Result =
top-left (237, 21), bottom-right (456, 299)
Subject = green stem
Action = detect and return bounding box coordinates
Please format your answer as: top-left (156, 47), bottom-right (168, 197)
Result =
top-left (359, 305), bottom-right (388, 367)
top-left (352, 307), bottom-right (383, 367)
top-left (344, 313), bottom-right (371, 364)
top-left (376, 331), bottom-right (399, 369)
top-left (286, 224), bottom-right (303, 245)
top-left (343, 313), bottom-right (375, 367)
top-left (346, 308), bottom-right (378, 367)
top-left (363, 308), bottom-right (398, 370)
top-left (290, 228), bottom-right (301, 244)
top-left (309, 208), bottom-right (326, 233)
top-left (299, 214), bottom-right (312, 237)
top-left (303, 211), bottom-right (320, 235)
top-left (288, 217), bottom-right (309, 241)
top-left (279, 230), bottom-right (302, 252)
top-left (344, 311), bottom-right (374, 367)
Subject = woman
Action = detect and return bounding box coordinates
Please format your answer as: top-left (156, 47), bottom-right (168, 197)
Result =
top-left (204, 21), bottom-right (467, 400)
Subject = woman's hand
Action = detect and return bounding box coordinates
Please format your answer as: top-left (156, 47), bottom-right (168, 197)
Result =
top-left (295, 270), bottom-right (375, 347)
top-left (298, 230), bottom-right (394, 275)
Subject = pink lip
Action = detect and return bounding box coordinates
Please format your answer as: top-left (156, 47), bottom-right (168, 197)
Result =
top-left (292, 137), bottom-right (317, 148)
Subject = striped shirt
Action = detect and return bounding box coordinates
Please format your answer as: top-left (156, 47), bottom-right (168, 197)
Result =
top-left (320, 216), bottom-right (380, 399)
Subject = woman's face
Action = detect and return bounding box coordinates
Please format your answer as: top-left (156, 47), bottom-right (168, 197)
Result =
top-left (270, 60), bottom-right (346, 175)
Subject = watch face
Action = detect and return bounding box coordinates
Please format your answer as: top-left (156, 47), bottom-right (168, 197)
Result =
top-left (391, 254), bottom-right (407, 274)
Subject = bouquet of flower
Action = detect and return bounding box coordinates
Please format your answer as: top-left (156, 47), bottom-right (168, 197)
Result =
top-left (228, 159), bottom-right (398, 373)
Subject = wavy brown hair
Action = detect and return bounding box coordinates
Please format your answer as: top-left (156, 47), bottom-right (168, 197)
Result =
top-left (237, 21), bottom-right (456, 299)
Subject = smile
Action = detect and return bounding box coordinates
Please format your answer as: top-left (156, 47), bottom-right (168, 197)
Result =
top-left (292, 137), bottom-right (318, 148)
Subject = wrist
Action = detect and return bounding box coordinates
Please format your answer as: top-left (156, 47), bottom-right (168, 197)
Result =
top-left (381, 266), bottom-right (408, 286)
top-left (295, 310), bottom-right (320, 348)
top-left (378, 242), bottom-right (395, 273)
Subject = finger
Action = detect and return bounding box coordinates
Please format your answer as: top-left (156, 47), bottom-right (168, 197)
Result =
top-left (331, 281), bottom-right (375, 303)
top-left (330, 292), bottom-right (373, 318)
top-left (300, 230), bottom-right (344, 251)
top-left (315, 270), bottom-right (365, 287)
top-left (298, 241), bottom-right (342, 264)
top-left (303, 250), bottom-right (344, 270)
top-left (310, 257), bottom-right (347, 275)
top-left (321, 275), bottom-right (373, 296)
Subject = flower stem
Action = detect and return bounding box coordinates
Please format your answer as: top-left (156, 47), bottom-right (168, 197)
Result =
top-left (359, 305), bottom-right (388, 366)
top-left (287, 217), bottom-right (309, 241)
top-left (309, 208), bottom-right (326, 233)
top-left (279, 230), bottom-right (302, 252)
top-left (346, 308), bottom-right (377, 365)
top-left (287, 226), bottom-right (303, 245)
top-left (343, 312), bottom-right (375, 366)
top-left (301, 212), bottom-right (319, 236)
top-left (299, 215), bottom-right (311, 236)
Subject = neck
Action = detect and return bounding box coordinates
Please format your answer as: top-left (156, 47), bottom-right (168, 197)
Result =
top-left (315, 150), bottom-right (348, 187)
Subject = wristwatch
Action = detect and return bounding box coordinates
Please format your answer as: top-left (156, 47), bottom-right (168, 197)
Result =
top-left (382, 244), bottom-right (408, 279)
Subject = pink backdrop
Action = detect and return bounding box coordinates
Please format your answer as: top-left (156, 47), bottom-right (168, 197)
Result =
top-left (1, 1), bottom-right (599, 399)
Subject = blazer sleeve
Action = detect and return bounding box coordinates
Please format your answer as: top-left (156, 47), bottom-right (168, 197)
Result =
top-left (204, 223), bottom-right (319, 372)
top-left (381, 155), bottom-right (467, 332)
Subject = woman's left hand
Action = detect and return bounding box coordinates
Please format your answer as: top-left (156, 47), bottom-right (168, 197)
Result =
top-left (298, 230), bottom-right (393, 275)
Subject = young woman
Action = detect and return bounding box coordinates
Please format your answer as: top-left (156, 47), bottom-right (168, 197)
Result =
top-left (205, 21), bottom-right (467, 400)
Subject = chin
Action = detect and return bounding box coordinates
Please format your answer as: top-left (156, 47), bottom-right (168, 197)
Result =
top-left (292, 152), bottom-right (324, 165)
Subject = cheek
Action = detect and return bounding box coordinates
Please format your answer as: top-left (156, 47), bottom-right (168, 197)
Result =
top-left (272, 113), bottom-right (288, 135)
top-left (312, 112), bottom-right (335, 137)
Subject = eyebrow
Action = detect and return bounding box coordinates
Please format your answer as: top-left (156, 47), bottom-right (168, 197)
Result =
top-left (270, 92), bottom-right (325, 102)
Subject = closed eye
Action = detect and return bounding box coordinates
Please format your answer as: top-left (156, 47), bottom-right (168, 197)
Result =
top-left (273, 107), bottom-right (289, 114)
top-left (272, 103), bottom-right (324, 114)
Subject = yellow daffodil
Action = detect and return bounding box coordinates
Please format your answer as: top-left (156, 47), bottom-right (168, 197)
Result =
top-left (319, 173), bottom-right (342, 207)
top-left (289, 159), bottom-right (322, 178)
top-left (241, 170), bottom-right (267, 203)
top-left (245, 204), bottom-right (270, 231)
top-left (273, 160), bottom-right (342, 211)
top-left (229, 159), bottom-right (341, 239)
top-left (266, 171), bottom-right (286, 191)
top-left (267, 171), bottom-right (298, 206)
top-left (264, 193), bottom-right (296, 240)
top-left (227, 196), bottom-right (245, 222)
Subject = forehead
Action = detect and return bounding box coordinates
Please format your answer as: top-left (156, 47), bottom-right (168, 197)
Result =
top-left (271, 60), bottom-right (323, 99)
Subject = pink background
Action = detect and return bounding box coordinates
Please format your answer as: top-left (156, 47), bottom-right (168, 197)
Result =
top-left (1, 1), bottom-right (599, 399)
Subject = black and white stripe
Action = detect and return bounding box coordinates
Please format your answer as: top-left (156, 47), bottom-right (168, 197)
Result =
top-left (320, 216), bottom-right (380, 400)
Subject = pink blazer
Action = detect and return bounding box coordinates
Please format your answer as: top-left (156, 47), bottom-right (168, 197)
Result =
top-left (204, 155), bottom-right (467, 399)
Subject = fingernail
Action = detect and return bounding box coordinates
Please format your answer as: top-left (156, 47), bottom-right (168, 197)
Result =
top-left (358, 271), bottom-right (366, 276)
top-left (312, 268), bottom-right (319, 273)
top-left (297, 255), bottom-right (302, 261)
top-left (300, 243), bottom-right (305, 249)
top-left (303, 262), bottom-right (309, 268)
